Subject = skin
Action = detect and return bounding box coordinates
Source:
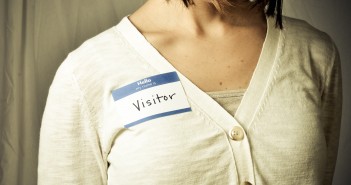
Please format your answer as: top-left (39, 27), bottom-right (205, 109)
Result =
top-left (129, 0), bottom-right (267, 92)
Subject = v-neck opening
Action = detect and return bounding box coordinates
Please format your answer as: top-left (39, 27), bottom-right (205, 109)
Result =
top-left (114, 15), bottom-right (281, 130)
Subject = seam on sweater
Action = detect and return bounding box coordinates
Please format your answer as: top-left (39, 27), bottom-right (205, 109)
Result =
top-left (74, 49), bottom-right (111, 167)
top-left (74, 44), bottom-right (111, 159)
top-left (67, 54), bottom-right (108, 183)
top-left (321, 35), bottom-right (337, 102)
top-left (67, 56), bottom-right (96, 130)
top-left (246, 28), bottom-right (284, 131)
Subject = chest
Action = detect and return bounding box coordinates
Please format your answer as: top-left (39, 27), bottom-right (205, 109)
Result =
top-left (144, 32), bottom-right (265, 92)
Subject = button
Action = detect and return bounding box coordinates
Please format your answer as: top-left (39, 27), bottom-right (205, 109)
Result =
top-left (229, 126), bottom-right (244, 141)
top-left (242, 182), bottom-right (252, 185)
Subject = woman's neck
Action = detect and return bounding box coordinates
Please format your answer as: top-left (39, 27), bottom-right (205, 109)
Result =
top-left (130, 0), bottom-right (266, 37)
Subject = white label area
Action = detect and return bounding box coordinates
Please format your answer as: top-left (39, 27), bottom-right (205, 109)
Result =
top-left (112, 72), bottom-right (191, 128)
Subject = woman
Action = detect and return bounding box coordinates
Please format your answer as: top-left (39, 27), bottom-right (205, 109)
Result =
top-left (38, 0), bottom-right (342, 184)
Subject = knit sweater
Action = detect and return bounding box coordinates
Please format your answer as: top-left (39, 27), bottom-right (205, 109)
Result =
top-left (38, 16), bottom-right (342, 185)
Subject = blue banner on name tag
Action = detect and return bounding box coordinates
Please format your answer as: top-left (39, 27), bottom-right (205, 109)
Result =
top-left (124, 107), bottom-right (192, 128)
top-left (112, 72), bottom-right (180, 101)
top-left (112, 72), bottom-right (191, 128)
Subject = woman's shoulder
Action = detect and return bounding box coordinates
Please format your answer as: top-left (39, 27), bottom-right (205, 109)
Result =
top-left (281, 16), bottom-right (335, 50)
top-left (277, 16), bottom-right (340, 90)
top-left (59, 20), bottom-right (143, 77)
top-left (280, 16), bottom-right (338, 72)
top-left (52, 19), bottom-right (148, 94)
top-left (67, 24), bottom-right (131, 65)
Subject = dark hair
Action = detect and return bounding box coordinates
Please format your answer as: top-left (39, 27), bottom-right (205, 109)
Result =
top-left (181, 0), bottom-right (283, 29)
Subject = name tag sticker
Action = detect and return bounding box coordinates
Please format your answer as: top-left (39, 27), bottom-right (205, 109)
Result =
top-left (112, 72), bottom-right (191, 128)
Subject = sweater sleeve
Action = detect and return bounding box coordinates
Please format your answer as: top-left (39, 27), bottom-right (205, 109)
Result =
top-left (321, 42), bottom-right (343, 185)
top-left (38, 57), bottom-right (107, 185)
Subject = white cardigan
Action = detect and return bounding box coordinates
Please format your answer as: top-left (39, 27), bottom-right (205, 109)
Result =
top-left (38, 16), bottom-right (342, 185)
